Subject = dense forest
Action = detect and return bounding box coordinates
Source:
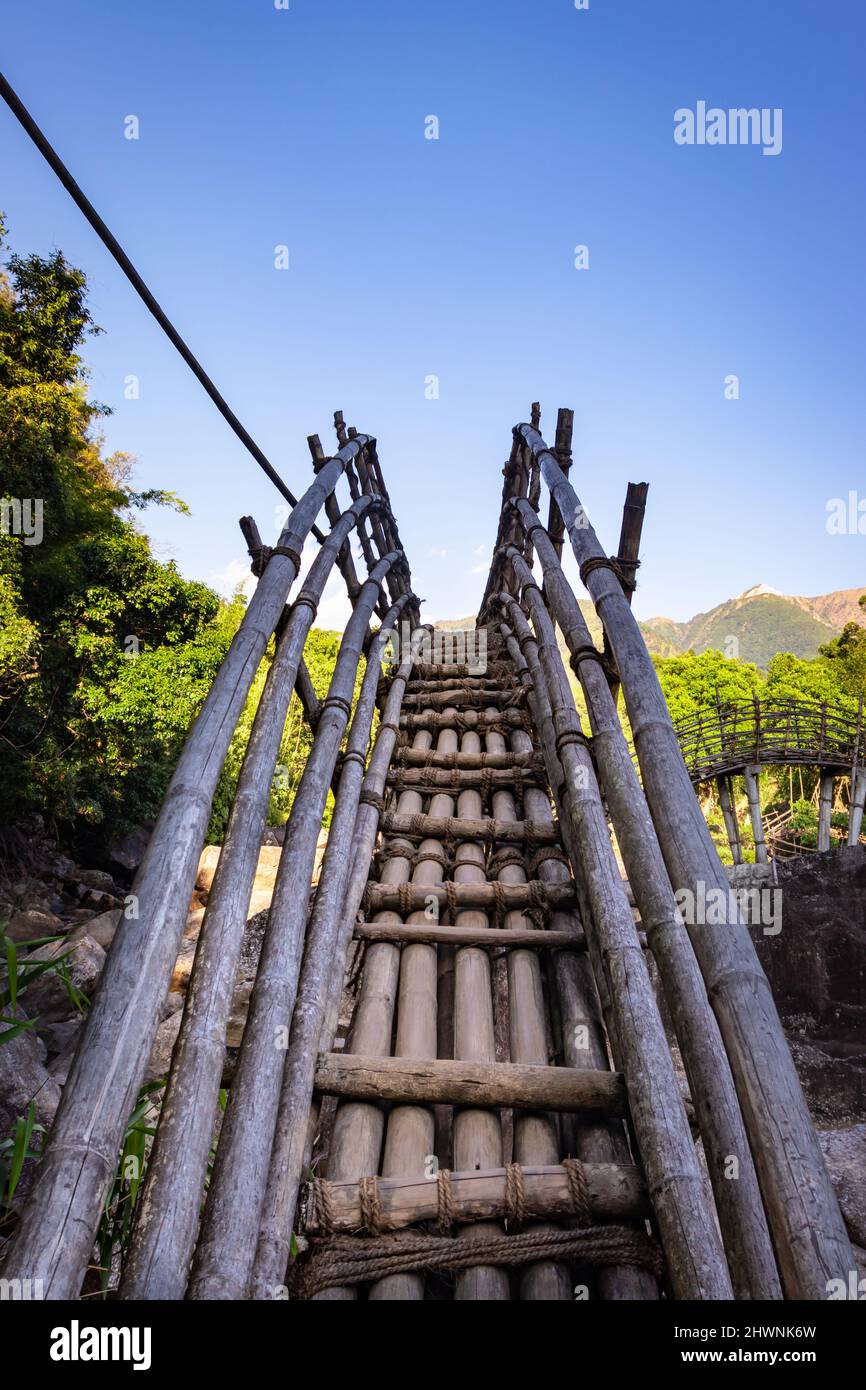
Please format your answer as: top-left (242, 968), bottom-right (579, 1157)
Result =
top-left (1, 221), bottom-right (864, 867)
top-left (0, 220), bottom-right (345, 860)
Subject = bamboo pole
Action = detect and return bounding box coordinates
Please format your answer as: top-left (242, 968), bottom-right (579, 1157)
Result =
top-left (496, 582), bottom-right (732, 1300)
top-left (450, 717), bottom-right (510, 1300)
top-left (304, 1162), bottom-right (648, 1232)
top-left (717, 775), bottom-right (744, 865)
top-left (363, 879), bottom-right (576, 914)
top-left (353, 922), bottom-right (586, 950)
top-left (496, 618), bottom-right (658, 1300)
top-left (743, 766), bottom-right (769, 863)
top-left (4, 436), bottom-right (371, 1299)
top-left (848, 769), bottom-right (866, 846)
top-left (188, 551), bottom-right (400, 1299)
top-left (248, 594), bottom-right (411, 1298)
top-left (120, 497), bottom-right (377, 1301)
top-left (379, 809), bottom-right (558, 845)
top-left (518, 418), bottom-right (854, 1297)
top-left (485, 703), bottom-right (572, 1298)
top-left (506, 517), bottom-right (780, 1298)
top-left (312, 703), bottom-right (441, 1300)
top-left (817, 770), bottom-right (835, 852)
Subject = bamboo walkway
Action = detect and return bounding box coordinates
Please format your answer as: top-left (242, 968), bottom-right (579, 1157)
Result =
top-left (4, 407), bottom-right (855, 1301)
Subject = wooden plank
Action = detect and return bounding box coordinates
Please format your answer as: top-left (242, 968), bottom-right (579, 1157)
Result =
top-left (305, 1161), bottom-right (649, 1233)
top-left (353, 922), bottom-right (586, 950)
top-left (313, 1053), bottom-right (627, 1115)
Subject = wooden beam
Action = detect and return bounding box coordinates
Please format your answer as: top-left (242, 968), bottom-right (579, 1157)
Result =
top-left (364, 879), bottom-right (575, 915)
top-left (304, 1161), bottom-right (649, 1233)
top-left (353, 922), bottom-right (587, 950)
top-left (313, 1053), bottom-right (627, 1116)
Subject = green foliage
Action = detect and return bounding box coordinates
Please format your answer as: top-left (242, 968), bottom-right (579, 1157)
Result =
top-left (0, 220), bottom-right (237, 836)
top-left (819, 597), bottom-right (866, 698)
top-left (654, 648), bottom-right (763, 723)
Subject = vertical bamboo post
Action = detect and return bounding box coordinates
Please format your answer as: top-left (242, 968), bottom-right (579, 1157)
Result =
top-left (3, 440), bottom-right (370, 1299)
top-left (121, 498), bottom-right (376, 1300)
top-left (497, 578), bottom-right (732, 1300)
top-left (817, 770), bottom-right (835, 852)
top-left (508, 513), bottom-right (780, 1297)
top-left (189, 552), bottom-right (400, 1300)
top-left (743, 766), bottom-right (768, 863)
top-left (497, 618), bottom-right (658, 1300)
top-left (848, 773), bottom-right (866, 846)
top-left (249, 594), bottom-right (412, 1297)
top-left (717, 775), bottom-right (744, 865)
top-left (518, 419), bottom-right (854, 1297)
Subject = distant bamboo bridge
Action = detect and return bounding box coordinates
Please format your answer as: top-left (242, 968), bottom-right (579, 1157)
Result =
top-left (4, 407), bottom-right (856, 1302)
top-left (675, 697), bottom-right (866, 862)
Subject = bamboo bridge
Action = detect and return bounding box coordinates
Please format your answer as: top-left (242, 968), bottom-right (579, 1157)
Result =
top-left (4, 406), bottom-right (856, 1302)
top-left (675, 697), bottom-right (866, 863)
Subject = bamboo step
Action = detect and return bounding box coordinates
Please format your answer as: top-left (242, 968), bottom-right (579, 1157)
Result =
top-left (409, 663), bottom-right (512, 680)
top-left (405, 675), bottom-right (518, 693)
top-left (393, 748), bottom-right (542, 771)
top-left (400, 708), bottom-right (529, 732)
top-left (363, 878), bottom-right (575, 915)
top-left (401, 688), bottom-right (524, 709)
top-left (386, 766), bottom-right (546, 792)
top-left (353, 921), bottom-right (585, 950)
top-left (313, 1053), bottom-right (627, 1115)
top-left (380, 809), bottom-right (559, 845)
top-left (304, 1161), bottom-right (648, 1233)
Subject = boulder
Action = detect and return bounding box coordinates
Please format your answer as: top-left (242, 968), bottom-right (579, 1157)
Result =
top-left (67, 908), bottom-right (121, 952)
top-left (0, 1009), bottom-right (62, 1133)
top-left (6, 908), bottom-right (64, 944)
top-left (108, 824), bottom-right (152, 874)
top-left (144, 1012), bottom-right (182, 1083)
top-left (818, 1124), bottom-right (866, 1247)
top-left (22, 933), bottom-right (106, 1023)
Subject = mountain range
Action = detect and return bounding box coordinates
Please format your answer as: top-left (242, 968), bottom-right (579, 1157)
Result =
top-left (438, 585), bottom-right (866, 669)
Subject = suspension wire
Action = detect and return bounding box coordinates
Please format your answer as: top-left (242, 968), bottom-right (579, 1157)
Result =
top-left (0, 70), bottom-right (327, 541)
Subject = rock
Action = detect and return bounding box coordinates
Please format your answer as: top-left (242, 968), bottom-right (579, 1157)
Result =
top-left (170, 937), bottom-right (198, 992)
top-left (38, 1017), bottom-right (83, 1057)
top-left (69, 868), bottom-right (117, 895)
top-left (144, 1013), bottom-right (181, 1083)
top-left (818, 1124), bottom-right (866, 1247)
top-left (196, 844), bottom-right (283, 914)
top-left (67, 908), bottom-right (121, 952)
top-left (22, 934), bottom-right (106, 1023)
top-left (0, 1008), bottom-right (62, 1134)
top-left (161, 991), bottom-right (185, 1019)
top-left (6, 908), bottom-right (63, 944)
top-left (108, 824), bottom-right (151, 874)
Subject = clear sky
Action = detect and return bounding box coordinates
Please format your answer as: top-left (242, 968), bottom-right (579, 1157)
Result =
top-left (2, 0), bottom-right (864, 627)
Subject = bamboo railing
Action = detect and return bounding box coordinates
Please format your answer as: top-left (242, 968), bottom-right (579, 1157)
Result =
top-left (675, 697), bottom-right (864, 783)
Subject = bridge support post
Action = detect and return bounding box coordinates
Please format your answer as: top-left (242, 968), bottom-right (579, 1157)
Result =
top-left (743, 765), bottom-right (768, 863)
top-left (717, 775), bottom-right (743, 865)
top-left (848, 769), bottom-right (866, 846)
top-left (817, 770), bottom-right (835, 852)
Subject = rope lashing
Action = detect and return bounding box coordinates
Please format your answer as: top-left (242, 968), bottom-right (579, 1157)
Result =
top-left (562, 1158), bottom-right (592, 1225)
top-left (528, 844), bottom-right (569, 875)
top-left (578, 553), bottom-right (636, 593)
top-left (249, 542), bottom-right (303, 578)
top-left (290, 1225), bottom-right (664, 1298)
top-left (358, 789), bottom-right (386, 813)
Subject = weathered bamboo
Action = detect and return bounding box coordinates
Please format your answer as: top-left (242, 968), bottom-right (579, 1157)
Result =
top-left (189, 551), bottom-right (400, 1299)
top-left (743, 765), bottom-right (769, 863)
top-left (387, 766), bottom-right (543, 791)
top-left (305, 1161), bottom-right (649, 1233)
top-left (315, 1053), bottom-right (627, 1114)
top-left (400, 708), bottom-right (528, 732)
top-left (509, 509), bottom-right (780, 1298)
top-left (120, 497), bottom-right (377, 1301)
top-left (380, 809), bottom-right (558, 845)
top-left (4, 437), bottom-right (371, 1299)
top-left (497, 581), bottom-right (732, 1300)
top-left (450, 718), bottom-right (510, 1300)
top-left (848, 768), bottom-right (866, 846)
top-left (312, 707), bottom-right (440, 1300)
top-left (484, 701), bottom-right (572, 1297)
top-left (364, 879), bottom-right (576, 914)
top-left (519, 418), bottom-right (854, 1296)
top-left (497, 618), bottom-right (658, 1300)
top-left (393, 747), bottom-right (535, 769)
top-left (353, 922), bottom-right (585, 950)
top-left (248, 593), bottom-right (411, 1298)
top-left (817, 770), bottom-right (835, 852)
top-left (717, 775), bottom-right (744, 865)
top-left (401, 687), bottom-right (521, 708)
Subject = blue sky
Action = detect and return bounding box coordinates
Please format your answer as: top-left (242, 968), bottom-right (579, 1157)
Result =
top-left (2, 0), bottom-right (864, 625)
